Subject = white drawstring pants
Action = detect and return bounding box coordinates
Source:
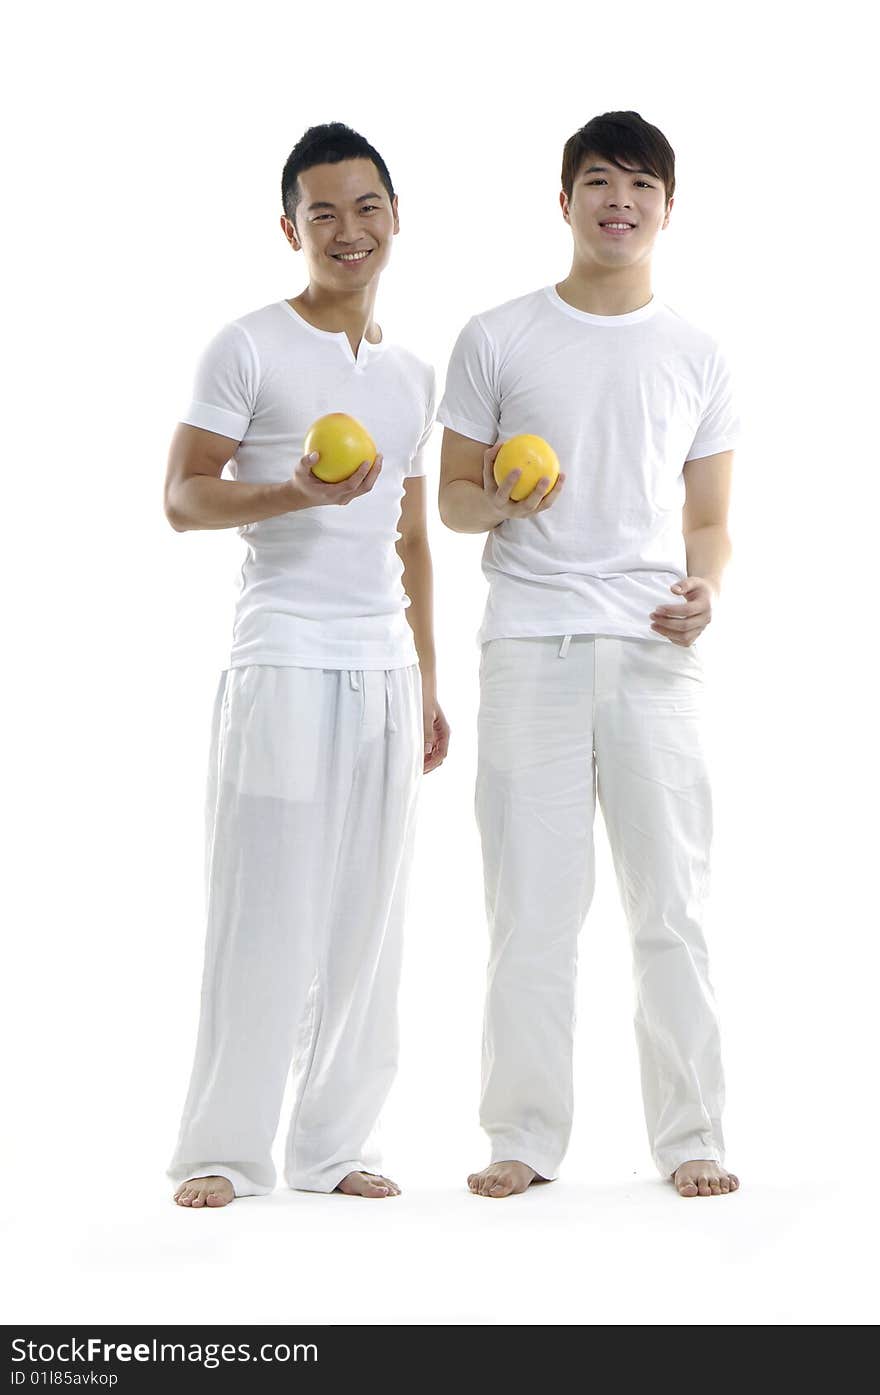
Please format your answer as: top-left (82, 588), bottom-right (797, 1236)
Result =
top-left (167, 662), bottom-right (423, 1196)
top-left (475, 634), bottom-right (726, 1180)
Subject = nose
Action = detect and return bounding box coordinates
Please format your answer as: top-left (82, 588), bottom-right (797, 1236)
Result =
top-left (335, 217), bottom-right (364, 244)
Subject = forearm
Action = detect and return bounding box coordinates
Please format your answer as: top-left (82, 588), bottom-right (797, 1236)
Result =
top-left (167, 476), bottom-right (299, 531)
top-left (684, 524), bottom-right (732, 596)
top-left (439, 480), bottom-right (502, 534)
top-left (397, 536), bottom-right (437, 682)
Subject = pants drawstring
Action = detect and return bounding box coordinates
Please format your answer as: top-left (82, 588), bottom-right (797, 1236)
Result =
top-left (558, 634), bottom-right (572, 659)
top-left (384, 670), bottom-right (397, 732)
top-left (347, 668), bottom-right (396, 731)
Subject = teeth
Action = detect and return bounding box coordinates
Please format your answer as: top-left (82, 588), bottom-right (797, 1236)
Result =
top-left (602, 223), bottom-right (634, 230)
top-left (334, 251), bottom-right (371, 261)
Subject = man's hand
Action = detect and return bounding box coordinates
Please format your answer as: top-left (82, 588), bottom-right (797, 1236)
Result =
top-left (286, 450), bottom-right (383, 510)
top-left (422, 684), bottom-right (450, 774)
top-left (650, 577), bottom-right (716, 647)
top-left (482, 441), bottom-right (566, 522)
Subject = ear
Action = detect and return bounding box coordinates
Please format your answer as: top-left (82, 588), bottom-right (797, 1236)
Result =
top-left (662, 195), bottom-right (674, 230)
top-left (559, 189), bottom-right (570, 225)
top-left (391, 193), bottom-right (400, 235)
top-left (280, 214), bottom-right (302, 252)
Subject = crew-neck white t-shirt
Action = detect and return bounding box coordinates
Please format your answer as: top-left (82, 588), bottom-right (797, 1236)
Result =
top-left (436, 285), bottom-right (743, 646)
top-left (179, 300), bottom-right (435, 669)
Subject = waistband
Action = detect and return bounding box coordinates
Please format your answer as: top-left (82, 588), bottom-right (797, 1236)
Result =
top-left (347, 667), bottom-right (399, 732)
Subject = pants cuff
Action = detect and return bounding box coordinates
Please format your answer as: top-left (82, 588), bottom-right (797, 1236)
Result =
top-left (286, 1161), bottom-right (371, 1194)
top-left (488, 1136), bottom-right (560, 1182)
top-left (655, 1144), bottom-right (725, 1178)
top-left (169, 1165), bottom-right (273, 1198)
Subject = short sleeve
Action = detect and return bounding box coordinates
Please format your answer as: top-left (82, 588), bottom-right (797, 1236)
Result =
top-left (685, 345), bottom-right (742, 462)
top-left (436, 316), bottom-right (500, 444)
top-left (407, 366), bottom-right (436, 478)
top-left (179, 321), bottom-right (260, 441)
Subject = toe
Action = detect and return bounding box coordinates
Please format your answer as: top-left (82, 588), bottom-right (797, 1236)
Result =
top-left (697, 1176), bottom-right (711, 1197)
top-left (719, 1177), bottom-right (731, 1193)
top-left (677, 1180), bottom-right (698, 1196)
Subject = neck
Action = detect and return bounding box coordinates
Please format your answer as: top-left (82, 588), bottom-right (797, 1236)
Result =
top-left (555, 261), bottom-right (654, 317)
top-left (291, 283), bottom-right (381, 344)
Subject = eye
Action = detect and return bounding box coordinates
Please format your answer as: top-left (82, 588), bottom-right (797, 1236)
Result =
top-left (586, 178), bottom-right (653, 188)
top-left (313, 213), bottom-right (334, 221)
top-left (360, 204), bottom-right (380, 212)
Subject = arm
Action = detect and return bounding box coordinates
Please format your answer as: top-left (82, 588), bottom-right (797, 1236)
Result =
top-left (651, 449), bottom-right (735, 644)
top-left (438, 427), bottom-right (566, 533)
top-left (164, 424), bottom-right (295, 531)
top-left (682, 449), bottom-right (734, 597)
top-left (163, 423), bottom-right (382, 532)
top-left (438, 427), bottom-right (500, 533)
top-left (396, 475), bottom-right (449, 773)
top-left (396, 475), bottom-right (436, 681)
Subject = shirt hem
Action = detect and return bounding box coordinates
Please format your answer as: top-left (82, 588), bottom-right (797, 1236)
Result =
top-left (477, 622), bottom-right (663, 645)
top-left (685, 436), bottom-right (740, 461)
top-left (226, 651), bottom-right (420, 671)
top-left (435, 410), bottom-right (496, 444)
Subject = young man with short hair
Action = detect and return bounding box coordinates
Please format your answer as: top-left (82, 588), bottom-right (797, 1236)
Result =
top-left (438, 110), bottom-right (741, 1199)
top-left (165, 123), bottom-right (448, 1206)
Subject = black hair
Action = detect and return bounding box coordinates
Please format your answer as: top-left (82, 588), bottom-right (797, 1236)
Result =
top-left (561, 111), bottom-right (675, 204)
top-left (281, 122), bottom-right (395, 227)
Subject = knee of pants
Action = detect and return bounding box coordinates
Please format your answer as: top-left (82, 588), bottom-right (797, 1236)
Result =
top-left (489, 931), bottom-right (579, 985)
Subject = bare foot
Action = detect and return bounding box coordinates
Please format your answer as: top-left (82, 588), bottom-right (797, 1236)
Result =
top-left (173, 1175), bottom-right (235, 1208)
top-left (672, 1159), bottom-right (740, 1197)
top-left (467, 1160), bottom-right (541, 1197)
top-left (336, 1170), bottom-right (400, 1198)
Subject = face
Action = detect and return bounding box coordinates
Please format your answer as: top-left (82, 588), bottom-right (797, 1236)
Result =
top-left (280, 157), bottom-right (399, 291)
top-left (560, 152), bottom-right (673, 267)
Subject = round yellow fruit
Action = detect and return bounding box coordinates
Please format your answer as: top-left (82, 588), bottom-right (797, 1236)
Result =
top-left (304, 413), bottom-right (377, 483)
top-left (493, 434), bottom-right (560, 501)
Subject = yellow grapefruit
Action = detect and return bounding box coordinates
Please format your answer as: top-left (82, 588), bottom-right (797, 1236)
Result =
top-left (493, 434), bottom-right (560, 501)
top-left (304, 413), bottom-right (377, 483)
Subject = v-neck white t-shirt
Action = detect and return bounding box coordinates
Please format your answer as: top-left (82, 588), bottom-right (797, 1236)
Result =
top-left (437, 285), bottom-right (743, 647)
top-left (179, 300), bottom-right (435, 669)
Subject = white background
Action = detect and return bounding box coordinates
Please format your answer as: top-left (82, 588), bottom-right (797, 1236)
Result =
top-left (3, 0), bottom-right (878, 1327)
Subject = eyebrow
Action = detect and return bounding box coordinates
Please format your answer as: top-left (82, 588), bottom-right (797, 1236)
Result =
top-left (582, 164), bottom-right (656, 178)
top-left (306, 192), bottom-right (384, 211)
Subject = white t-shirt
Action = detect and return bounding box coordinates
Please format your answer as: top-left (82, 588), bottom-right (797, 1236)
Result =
top-left (180, 300), bottom-right (435, 669)
top-left (437, 285), bottom-right (742, 646)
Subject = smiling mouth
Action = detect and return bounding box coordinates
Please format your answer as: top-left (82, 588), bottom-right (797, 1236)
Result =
top-left (331, 250), bottom-right (373, 262)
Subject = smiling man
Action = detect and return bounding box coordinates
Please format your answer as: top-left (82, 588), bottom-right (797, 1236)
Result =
top-left (165, 122), bottom-right (448, 1207)
top-left (438, 110), bottom-right (742, 1200)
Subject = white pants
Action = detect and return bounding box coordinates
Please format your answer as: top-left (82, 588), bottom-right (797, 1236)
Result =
top-left (475, 634), bottom-right (726, 1179)
top-left (167, 663), bottom-right (423, 1196)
